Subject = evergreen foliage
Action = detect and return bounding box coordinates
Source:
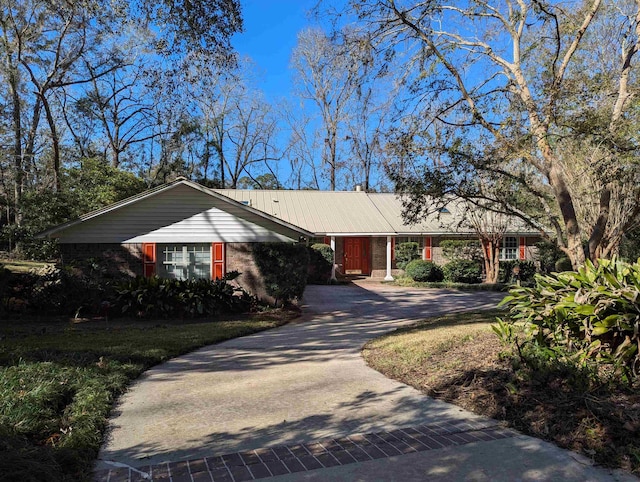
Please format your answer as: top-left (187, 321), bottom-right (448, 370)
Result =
top-left (442, 259), bottom-right (483, 284)
top-left (497, 257), bottom-right (640, 381)
top-left (405, 259), bottom-right (444, 282)
top-left (395, 242), bottom-right (420, 269)
top-left (253, 243), bottom-right (309, 305)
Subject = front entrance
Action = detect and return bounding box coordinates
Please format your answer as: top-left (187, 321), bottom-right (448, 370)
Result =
top-left (343, 237), bottom-right (371, 275)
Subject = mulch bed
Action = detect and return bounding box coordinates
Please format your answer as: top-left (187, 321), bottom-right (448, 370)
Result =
top-left (373, 331), bottom-right (640, 475)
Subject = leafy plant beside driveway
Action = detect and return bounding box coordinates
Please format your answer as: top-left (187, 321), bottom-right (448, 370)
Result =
top-left (497, 257), bottom-right (640, 381)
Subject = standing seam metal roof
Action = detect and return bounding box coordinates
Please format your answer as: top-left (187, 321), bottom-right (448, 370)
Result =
top-left (215, 189), bottom-right (535, 235)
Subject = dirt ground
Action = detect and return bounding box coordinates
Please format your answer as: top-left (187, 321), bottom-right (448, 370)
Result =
top-left (366, 329), bottom-right (640, 475)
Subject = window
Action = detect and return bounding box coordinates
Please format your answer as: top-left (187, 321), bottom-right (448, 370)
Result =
top-left (395, 236), bottom-right (432, 261)
top-left (396, 236), bottom-right (425, 249)
top-left (501, 237), bottom-right (518, 260)
top-left (158, 244), bottom-right (211, 280)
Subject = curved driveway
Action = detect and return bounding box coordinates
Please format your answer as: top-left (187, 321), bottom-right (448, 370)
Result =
top-left (96, 282), bottom-right (634, 481)
top-left (98, 282), bottom-right (501, 468)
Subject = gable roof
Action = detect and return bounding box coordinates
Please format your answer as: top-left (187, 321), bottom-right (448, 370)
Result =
top-left (40, 180), bottom-right (537, 242)
top-left (39, 179), bottom-right (313, 241)
top-left (216, 189), bottom-right (535, 236)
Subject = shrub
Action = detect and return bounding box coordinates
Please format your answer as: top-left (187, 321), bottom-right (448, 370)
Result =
top-left (0, 266), bottom-right (10, 315)
top-left (440, 239), bottom-right (483, 262)
top-left (554, 257), bottom-right (573, 272)
top-left (498, 257), bottom-right (640, 381)
top-left (442, 259), bottom-right (482, 283)
top-left (405, 259), bottom-right (444, 282)
top-left (253, 243), bottom-right (309, 306)
top-left (307, 244), bottom-right (333, 284)
top-left (534, 240), bottom-right (565, 274)
top-left (395, 242), bottom-right (420, 270)
top-left (115, 272), bottom-right (252, 318)
top-left (8, 265), bottom-right (107, 316)
top-left (499, 260), bottom-right (537, 283)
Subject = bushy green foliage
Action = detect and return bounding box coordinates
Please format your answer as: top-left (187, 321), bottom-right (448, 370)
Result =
top-left (2, 158), bottom-right (145, 259)
top-left (395, 242), bottom-right (421, 269)
top-left (499, 260), bottom-right (537, 283)
top-left (534, 240), bottom-right (565, 274)
top-left (307, 244), bottom-right (333, 284)
top-left (0, 266), bottom-right (9, 315)
top-left (442, 259), bottom-right (483, 283)
top-left (555, 257), bottom-right (574, 272)
top-left (440, 239), bottom-right (483, 262)
top-left (498, 257), bottom-right (640, 381)
top-left (7, 265), bottom-right (108, 316)
top-left (253, 243), bottom-right (309, 305)
top-left (115, 272), bottom-right (252, 318)
top-left (405, 259), bottom-right (444, 282)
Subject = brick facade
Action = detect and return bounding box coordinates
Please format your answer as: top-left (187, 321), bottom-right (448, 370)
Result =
top-left (225, 243), bottom-right (272, 303)
top-left (60, 243), bottom-right (143, 277)
top-left (59, 242), bottom-right (273, 302)
top-left (371, 237), bottom-right (387, 271)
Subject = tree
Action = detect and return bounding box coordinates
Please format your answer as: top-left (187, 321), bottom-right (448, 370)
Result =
top-left (291, 27), bottom-right (362, 190)
top-left (340, 0), bottom-right (640, 268)
top-left (187, 62), bottom-right (282, 189)
top-left (0, 0), bottom-right (243, 250)
top-left (467, 208), bottom-right (508, 284)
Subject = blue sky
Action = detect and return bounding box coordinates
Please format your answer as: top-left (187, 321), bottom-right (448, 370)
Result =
top-left (231, 0), bottom-right (321, 102)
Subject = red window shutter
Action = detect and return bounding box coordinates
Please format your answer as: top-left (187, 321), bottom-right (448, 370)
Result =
top-left (323, 236), bottom-right (330, 245)
top-left (519, 237), bottom-right (526, 260)
top-left (424, 236), bottom-right (432, 261)
top-left (212, 242), bottom-right (225, 280)
top-left (391, 237), bottom-right (396, 261)
top-left (142, 243), bottom-right (156, 277)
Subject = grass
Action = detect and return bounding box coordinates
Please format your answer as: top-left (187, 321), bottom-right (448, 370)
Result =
top-left (0, 312), bottom-right (294, 481)
top-left (0, 259), bottom-right (51, 274)
top-left (363, 311), bottom-right (499, 384)
top-left (363, 310), bottom-right (640, 475)
top-left (389, 277), bottom-right (510, 291)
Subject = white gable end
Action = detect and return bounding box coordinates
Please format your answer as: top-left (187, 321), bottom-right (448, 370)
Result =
top-left (55, 184), bottom-right (297, 243)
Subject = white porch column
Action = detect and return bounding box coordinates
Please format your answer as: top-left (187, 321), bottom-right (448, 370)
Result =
top-left (385, 235), bottom-right (394, 281)
top-left (330, 236), bottom-right (337, 281)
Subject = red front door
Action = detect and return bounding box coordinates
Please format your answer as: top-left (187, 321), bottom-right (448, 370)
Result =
top-left (344, 237), bottom-right (370, 275)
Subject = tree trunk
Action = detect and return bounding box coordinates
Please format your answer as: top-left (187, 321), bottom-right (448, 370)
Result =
top-left (40, 92), bottom-right (61, 192)
top-left (7, 66), bottom-right (23, 225)
top-left (482, 240), bottom-right (501, 284)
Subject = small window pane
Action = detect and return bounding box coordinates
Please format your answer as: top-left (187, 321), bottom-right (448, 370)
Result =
top-left (158, 244), bottom-right (211, 280)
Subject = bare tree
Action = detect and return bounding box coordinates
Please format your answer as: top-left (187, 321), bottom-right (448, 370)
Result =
top-left (291, 27), bottom-right (362, 190)
top-left (340, 0), bottom-right (640, 268)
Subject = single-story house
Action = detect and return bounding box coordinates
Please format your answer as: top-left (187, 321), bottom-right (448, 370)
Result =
top-left (40, 178), bottom-right (541, 297)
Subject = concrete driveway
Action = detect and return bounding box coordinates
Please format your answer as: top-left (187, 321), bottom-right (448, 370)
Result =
top-left (95, 282), bottom-right (635, 481)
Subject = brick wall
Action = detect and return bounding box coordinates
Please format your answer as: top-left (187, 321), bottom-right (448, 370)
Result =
top-left (60, 243), bottom-right (143, 277)
top-left (371, 237), bottom-right (387, 271)
top-left (225, 243), bottom-right (272, 304)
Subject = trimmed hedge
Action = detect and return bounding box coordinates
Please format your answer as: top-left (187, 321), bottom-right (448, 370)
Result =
top-left (254, 243), bottom-right (309, 305)
top-left (308, 244), bottom-right (333, 284)
top-left (405, 259), bottom-right (444, 282)
top-left (443, 259), bottom-right (483, 283)
top-left (395, 242), bottom-right (421, 270)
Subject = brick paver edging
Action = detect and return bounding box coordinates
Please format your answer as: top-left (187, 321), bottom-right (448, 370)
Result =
top-left (95, 420), bottom-right (516, 482)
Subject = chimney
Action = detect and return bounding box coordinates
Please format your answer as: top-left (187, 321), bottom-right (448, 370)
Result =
top-left (355, 184), bottom-right (363, 192)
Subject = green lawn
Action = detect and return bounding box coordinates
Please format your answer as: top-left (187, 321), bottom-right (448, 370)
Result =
top-left (0, 259), bottom-right (51, 273)
top-left (0, 314), bottom-right (292, 481)
top-left (363, 310), bottom-right (640, 475)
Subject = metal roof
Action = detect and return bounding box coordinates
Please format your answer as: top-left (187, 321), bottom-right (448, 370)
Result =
top-left (215, 190), bottom-right (535, 236)
top-left (215, 190), bottom-right (397, 235)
